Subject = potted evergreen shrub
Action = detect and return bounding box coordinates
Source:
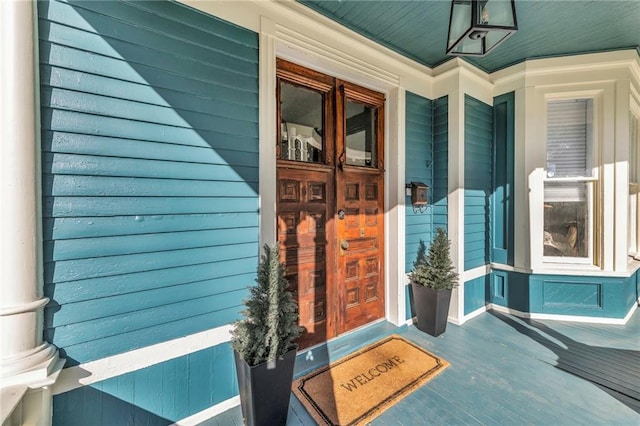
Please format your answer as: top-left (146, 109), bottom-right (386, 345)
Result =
top-left (409, 228), bottom-right (459, 337)
top-left (231, 243), bottom-right (302, 426)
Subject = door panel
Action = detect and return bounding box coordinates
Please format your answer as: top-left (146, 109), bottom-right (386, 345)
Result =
top-left (277, 166), bottom-right (336, 349)
top-left (336, 169), bottom-right (385, 333)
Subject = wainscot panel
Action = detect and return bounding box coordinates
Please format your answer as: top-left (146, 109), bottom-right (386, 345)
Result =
top-left (491, 270), bottom-right (638, 319)
top-left (490, 270), bottom-right (530, 313)
top-left (52, 342), bottom-right (237, 426)
top-left (530, 274), bottom-right (637, 318)
top-left (464, 275), bottom-right (489, 315)
top-left (406, 283), bottom-right (414, 321)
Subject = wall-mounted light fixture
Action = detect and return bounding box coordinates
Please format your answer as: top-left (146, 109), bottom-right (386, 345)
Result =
top-left (446, 0), bottom-right (517, 57)
top-left (406, 182), bottom-right (429, 214)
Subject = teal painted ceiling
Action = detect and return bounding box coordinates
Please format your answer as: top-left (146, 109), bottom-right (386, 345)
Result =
top-left (299, 0), bottom-right (640, 72)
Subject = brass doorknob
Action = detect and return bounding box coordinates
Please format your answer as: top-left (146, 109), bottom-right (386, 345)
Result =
top-left (340, 239), bottom-right (349, 250)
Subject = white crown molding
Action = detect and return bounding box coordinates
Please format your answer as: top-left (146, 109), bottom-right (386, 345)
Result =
top-left (493, 50), bottom-right (640, 91)
top-left (274, 24), bottom-right (400, 91)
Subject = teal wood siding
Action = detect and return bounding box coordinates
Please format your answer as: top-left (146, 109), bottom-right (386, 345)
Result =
top-left (405, 92), bottom-right (434, 272)
top-left (405, 95), bottom-right (448, 321)
top-left (490, 269), bottom-right (639, 319)
top-left (464, 275), bottom-right (489, 315)
top-left (491, 92), bottom-right (515, 265)
top-left (39, 0), bottom-right (259, 367)
top-left (52, 342), bottom-right (236, 425)
top-left (464, 95), bottom-right (492, 271)
top-left (432, 96), bottom-right (449, 233)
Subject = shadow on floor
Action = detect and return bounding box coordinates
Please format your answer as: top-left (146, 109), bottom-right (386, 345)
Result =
top-left (490, 310), bottom-right (640, 414)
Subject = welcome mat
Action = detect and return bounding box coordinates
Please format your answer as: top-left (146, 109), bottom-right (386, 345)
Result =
top-left (293, 335), bottom-right (449, 425)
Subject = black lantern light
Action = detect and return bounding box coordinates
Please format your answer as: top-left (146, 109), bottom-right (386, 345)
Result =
top-left (446, 0), bottom-right (517, 56)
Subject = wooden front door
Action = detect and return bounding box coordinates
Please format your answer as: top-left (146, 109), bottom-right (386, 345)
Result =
top-left (276, 60), bottom-right (385, 349)
top-left (335, 81), bottom-right (385, 334)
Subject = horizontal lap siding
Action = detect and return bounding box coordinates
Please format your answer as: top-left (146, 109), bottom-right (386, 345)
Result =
top-left (432, 97), bottom-right (449, 232)
top-left (405, 92), bottom-right (434, 272)
top-left (39, 0), bottom-right (259, 365)
top-left (464, 96), bottom-right (492, 271)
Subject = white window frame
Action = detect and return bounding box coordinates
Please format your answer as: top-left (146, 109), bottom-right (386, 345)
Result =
top-left (539, 91), bottom-right (603, 268)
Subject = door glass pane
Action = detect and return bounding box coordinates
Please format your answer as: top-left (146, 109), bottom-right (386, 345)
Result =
top-left (279, 81), bottom-right (324, 163)
top-left (345, 100), bottom-right (377, 167)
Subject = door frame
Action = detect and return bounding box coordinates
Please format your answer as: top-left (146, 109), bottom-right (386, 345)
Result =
top-left (259, 30), bottom-right (408, 330)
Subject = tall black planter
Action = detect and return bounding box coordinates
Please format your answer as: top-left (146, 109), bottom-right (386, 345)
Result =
top-left (233, 346), bottom-right (297, 426)
top-left (411, 282), bottom-right (452, 337)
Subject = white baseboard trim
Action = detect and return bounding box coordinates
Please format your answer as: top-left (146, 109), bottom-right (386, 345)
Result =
top-left (461, 305), bottom-right (488, 324)
top-left (171, 396), bottom-right (240, 426)
top-left (488, 303), bottom-right (638, 325)
top-left (53, 324), bottom-right (233, 395)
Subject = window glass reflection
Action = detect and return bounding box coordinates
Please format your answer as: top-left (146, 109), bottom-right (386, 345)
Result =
top-left (345, 100), bottom-right (377, 167)
top-left (279, 82), bottom-right (323, 163)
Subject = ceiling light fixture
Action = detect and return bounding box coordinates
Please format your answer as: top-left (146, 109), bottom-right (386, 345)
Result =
top-left (446, 0), bottom-right (517, 57)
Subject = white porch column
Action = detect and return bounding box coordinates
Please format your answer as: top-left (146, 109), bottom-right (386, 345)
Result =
top-left (447, 90), bottom-right (466, 325)
top-left (1, 1), bottom-right (63, 425)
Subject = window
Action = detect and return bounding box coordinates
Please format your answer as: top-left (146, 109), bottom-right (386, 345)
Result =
top-left (345, 99), bottom-right (378, 167)
top-left (629, 113), bottom-right (639, 255)
top-left (279, 81), bottom-right (325, 163)
top-left (543, 99), bottom-right (596, 262)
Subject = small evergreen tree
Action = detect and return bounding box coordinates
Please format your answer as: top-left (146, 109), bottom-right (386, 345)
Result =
top-left (231, 243), bottom-right (302, 366)
top-left (409, 228), bottom-right (458, 291)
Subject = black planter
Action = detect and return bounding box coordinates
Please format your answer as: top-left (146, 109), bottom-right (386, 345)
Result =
top-left (411, 282), bottom-right (452, 337)
top-left (233, 346), bottom-right (297, 426)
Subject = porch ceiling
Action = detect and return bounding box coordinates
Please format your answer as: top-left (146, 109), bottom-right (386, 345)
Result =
top-left (299, 0), bottom-right (640, 73)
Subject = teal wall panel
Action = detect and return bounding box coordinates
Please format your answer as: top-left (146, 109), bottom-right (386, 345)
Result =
top-left (52, 342), bottom-right (237, 425)
top-left (39, 0), bottom-right (259, 369)
top-left (405, 92), bottom-right (434, 272)
top-left (491, 92), bottom-right (515, 265)
top-left (490, 269), bottom-right (638, 319)
top-left (432, 96), bottom-right (449, 232)
top-left (529, 274), bottom-right (636, 318)
top-left (404, 94), bottom-right (448, 319)
top-left (406, 283), bottom-right (414, 320)
top-left (464, 275), bottom-right (489, 315)
top-left (464, 95), bottom-right (492, 270)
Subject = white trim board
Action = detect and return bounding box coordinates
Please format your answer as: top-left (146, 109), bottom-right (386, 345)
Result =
top-left (171, 396), bottom-right (240, 426)
top-left (489, 303), bottom-right (638, 326)
top-left (52, 324), bottom-right (233, 395)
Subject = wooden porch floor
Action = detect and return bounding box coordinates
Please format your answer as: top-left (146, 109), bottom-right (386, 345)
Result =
top-left (206, 308), bottom-right (640, 425)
